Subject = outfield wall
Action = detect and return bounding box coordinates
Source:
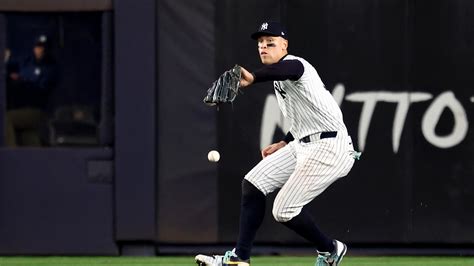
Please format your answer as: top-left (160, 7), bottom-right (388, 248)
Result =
top-left (212, 0), bottom-right (474, 245)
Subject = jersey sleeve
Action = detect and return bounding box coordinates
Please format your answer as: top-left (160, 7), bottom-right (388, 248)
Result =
top-left (252, 59), bottom-right (304, 83)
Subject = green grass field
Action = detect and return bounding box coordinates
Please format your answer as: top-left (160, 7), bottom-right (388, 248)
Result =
top-left (0, 256), bottom-right (473, 266)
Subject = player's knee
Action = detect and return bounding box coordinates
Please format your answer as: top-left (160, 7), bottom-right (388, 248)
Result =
top-left (241, 179), bottom-right (265, 207)
top-left (242, 178), bottom-right (266, 196)
top-left (272, 204), bottom-right (296, 223)
top-left (242, 179), bottom-right (263, 195)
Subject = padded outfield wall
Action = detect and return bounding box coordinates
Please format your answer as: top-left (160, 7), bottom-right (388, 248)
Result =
top-left (165, 0), bottom-right (474, 245)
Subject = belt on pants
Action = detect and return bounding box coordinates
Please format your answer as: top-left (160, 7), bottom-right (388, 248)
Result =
top-left (300, 131), bottom-right (337, 143)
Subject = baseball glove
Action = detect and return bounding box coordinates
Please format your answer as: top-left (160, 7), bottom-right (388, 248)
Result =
top-left (203, 65), bottom-right (241, 106)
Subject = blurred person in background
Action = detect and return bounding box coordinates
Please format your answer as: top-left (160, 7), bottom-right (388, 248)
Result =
top-left (5, 34), bottom-right (57, 147)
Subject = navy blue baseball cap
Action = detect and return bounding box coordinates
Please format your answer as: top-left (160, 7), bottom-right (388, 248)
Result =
top-left (34, 34), bottom-right (48, 47)
top-left (251, 21), bottom-right (288, 40)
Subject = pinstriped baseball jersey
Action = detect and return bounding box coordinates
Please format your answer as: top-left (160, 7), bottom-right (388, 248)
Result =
top-left (274, 54), bottom-right (347, 140)
top-left (245, 54), bottom-right (356, 223)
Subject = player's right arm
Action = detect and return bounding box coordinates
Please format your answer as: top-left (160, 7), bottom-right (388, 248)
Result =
top-left (261, 141), bottom-right (286, 158)
top-left (261, 130), bottom-right (295, 158)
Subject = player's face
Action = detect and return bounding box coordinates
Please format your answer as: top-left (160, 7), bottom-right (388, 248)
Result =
top-left (257, 36), bottom-right (288, 65)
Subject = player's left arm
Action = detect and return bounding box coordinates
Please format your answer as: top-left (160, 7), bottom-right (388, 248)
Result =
top-left (239, 67), bottom-right (255, 88)
top-left (253, 60), bottom-right (303, 82)
top-left (239, 60), bottom-right (304, 88)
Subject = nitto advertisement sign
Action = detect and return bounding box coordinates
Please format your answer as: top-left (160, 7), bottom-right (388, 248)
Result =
top-left (260, 84), bottom-right (472, 154)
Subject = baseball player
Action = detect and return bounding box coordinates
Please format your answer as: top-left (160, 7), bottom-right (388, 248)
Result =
top-left (196, 21), bottom-right (358, 266)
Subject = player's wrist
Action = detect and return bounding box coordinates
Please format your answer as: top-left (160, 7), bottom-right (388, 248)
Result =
top-left (250, 72), bottom-right (256, 83)
top-left (278, 140), bottom-right (287, 146)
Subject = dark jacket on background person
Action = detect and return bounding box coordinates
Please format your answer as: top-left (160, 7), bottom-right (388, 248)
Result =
top-left (7, 53), bottom-right (57, 110)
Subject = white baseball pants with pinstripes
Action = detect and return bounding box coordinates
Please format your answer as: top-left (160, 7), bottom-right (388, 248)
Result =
top-left (245, 132), bottom-right (355, 222)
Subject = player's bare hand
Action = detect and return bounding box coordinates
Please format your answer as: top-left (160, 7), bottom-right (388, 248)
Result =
top-left (239, 66), bottom-right (254, 88)
top-left (261, 141), bottom-right (286, 159)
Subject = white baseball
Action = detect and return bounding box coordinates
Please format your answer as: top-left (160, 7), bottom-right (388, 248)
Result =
top-left (207, 150), bottom-right (220, 162)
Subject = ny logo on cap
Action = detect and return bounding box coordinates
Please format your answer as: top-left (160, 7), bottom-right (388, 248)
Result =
top-left (260, 22), bottom-right (268, 31)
